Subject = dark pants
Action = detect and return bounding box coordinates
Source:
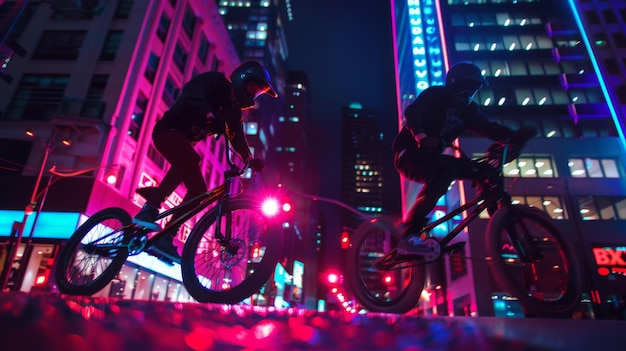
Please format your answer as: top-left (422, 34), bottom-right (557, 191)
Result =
top-left (145, 129), bottom-right (207, 210)
top-left (394, 149), bottom-right (479, 238)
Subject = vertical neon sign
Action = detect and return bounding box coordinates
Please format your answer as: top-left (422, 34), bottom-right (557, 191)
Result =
top-left (407, 0), bottom-right (445, 94)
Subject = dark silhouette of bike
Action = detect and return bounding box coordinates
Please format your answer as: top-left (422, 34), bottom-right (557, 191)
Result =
top-left (55, 138), bottom-right (284, 304)
top-left (345, 140), bottom-right (583, 316)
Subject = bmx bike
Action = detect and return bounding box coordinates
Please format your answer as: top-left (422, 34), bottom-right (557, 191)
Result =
top-left (345, 140), bottom-right (583, 315)
top-left (54, 138), bottom-right (284, 304)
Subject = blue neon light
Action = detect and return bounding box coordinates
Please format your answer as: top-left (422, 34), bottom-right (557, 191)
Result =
top-left (568, 0), bottom-right (626, 151)
top-left (0, 210), bottom-right (80, 239)
top-left (407, 0), bottom-right (445, 94)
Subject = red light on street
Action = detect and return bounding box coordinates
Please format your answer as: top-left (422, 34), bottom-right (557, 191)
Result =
top-left (326, 272), bottom-right (339, 285)
top-left (252, 243), bottom-right (260, 259)
top-left (106, 173), bottom-right (117, 185)
top-left (383, 273), bottom-right (393, 285)
top-left (282, 202), bottom-right (292, 212)
top-left (340, 231), bottom-right (350, 249)
top-left (261, 198), bottom-right (280, 216)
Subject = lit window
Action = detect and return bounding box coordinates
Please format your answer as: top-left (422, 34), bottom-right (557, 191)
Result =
top-left (245, 122), bottom-right (258, 135)
top-left (500, 156), bottom-right (556, 178)
top-left (568, 157), bottom-right (620, 178)
top-left (577, 196), bottom-right (626, 220)
top-left (480, 195), bottom-right (567, 220)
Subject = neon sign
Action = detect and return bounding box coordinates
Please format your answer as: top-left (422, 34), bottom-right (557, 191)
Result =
top-left (592, 246), bottom-right (626, 276)
top-left (407, 0), bottom-right (445, 94)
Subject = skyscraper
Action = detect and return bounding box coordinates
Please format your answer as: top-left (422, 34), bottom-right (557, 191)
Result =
top-left (214, 1), bottom-right (288, 191)
top-left (392, 0), bottom-right (626, 318)
top-left (340, 103), bottom-right (386, 225)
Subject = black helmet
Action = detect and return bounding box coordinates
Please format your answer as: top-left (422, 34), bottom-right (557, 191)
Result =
top-left (445, 62), bottom-right (488, 106)
top-left (230, 61), bottom-right (278, 109)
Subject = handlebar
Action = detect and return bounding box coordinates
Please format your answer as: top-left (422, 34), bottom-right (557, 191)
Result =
top-left (223, 159), bottom-right (253, 179)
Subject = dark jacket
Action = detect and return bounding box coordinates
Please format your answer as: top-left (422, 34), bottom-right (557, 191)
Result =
top-left (392, 86), bottom-right (515, 153)
top-left (153, 71), bottom-right (251, 160)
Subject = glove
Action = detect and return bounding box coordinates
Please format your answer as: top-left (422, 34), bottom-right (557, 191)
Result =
top-left (249, 158), bottom-right (265, 172)
top-left (418, 136), bottom-right (442, 150)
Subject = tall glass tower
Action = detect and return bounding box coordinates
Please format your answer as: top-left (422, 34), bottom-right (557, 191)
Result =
top-left (392, 0), bottom-right (626, 319)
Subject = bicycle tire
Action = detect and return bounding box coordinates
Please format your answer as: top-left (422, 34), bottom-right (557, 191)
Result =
top-left (181, 198), bottom-right (284, 304)
top-left (55, 207), bottom-right (131, 296)
top-left (485, 205), bottom-right (582, 316)
top-left (345, 217), bottom-right (426, 314)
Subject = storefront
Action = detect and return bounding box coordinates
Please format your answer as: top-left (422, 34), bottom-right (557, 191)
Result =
top-left (0, 209), bottom-right (193, 302)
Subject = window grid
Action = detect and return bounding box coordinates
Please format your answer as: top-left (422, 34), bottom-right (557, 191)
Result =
top-left (114, 0), bottom-right (134, 19)
top-left (81, 74), bottom-right (108, 118)
top-left (568, 158), bottom-right (621, 178)
top-left (494, 155), bottom-right (557, 178)
top-left (144, 52), bottom-right (160, 83)
top-left (128, 92), bottom-right (148, 141)
top-left (100, 31), bottom-right (123, 61)
top-left (479, 195), bottom-right (567, 220)
top-left (578, 196), bottom-right (626, 221)
top-left (173, 42), bottom-right (188, 73)
top-left (3, 74), bottom-right (70, 121)
top-left (32, 30), bottom-right (86, 60)
top-left (157, 14), bottom-right (170, 42)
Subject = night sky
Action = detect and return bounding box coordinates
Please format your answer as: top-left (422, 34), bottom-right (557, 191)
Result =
top-left (283, 0), bottom-right (401, 213)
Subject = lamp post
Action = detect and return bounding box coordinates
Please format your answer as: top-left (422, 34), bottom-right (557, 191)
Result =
top-left (0, 132), bottom-right (69, 291)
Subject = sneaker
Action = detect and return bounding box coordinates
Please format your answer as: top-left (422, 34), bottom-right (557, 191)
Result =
top-left (152, 235), bottom-right (181, 260)
top-left (397, 235), bottom-right (429, 256)
top-left (132, 204), bottom-right (161, 231)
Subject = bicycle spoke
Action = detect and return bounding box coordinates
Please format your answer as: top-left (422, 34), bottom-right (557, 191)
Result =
top-left (181, 199), bottom-right (283, 304)
top-left (55, 208), bottom-right (131, 296)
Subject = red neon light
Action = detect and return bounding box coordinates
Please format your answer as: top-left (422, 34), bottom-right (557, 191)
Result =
top-left (592, 248), bottom-right (626, 266)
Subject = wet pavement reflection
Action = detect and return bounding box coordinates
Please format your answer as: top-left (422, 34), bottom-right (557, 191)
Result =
top-left (0, 292), bottom-right (622, 351)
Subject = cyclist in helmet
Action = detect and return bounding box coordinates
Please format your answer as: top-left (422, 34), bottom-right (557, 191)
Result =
top-left (392, 62), bottom-right (535, 256)
top-left (133, 61), bottom-right (277, 259)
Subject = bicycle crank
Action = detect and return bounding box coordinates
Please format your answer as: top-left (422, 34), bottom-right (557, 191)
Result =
top-left (419, 238), bottom-right (442, 263)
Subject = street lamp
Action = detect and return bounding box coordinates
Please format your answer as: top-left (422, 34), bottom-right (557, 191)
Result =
top-left (0, 130), bottom-right (71, 291)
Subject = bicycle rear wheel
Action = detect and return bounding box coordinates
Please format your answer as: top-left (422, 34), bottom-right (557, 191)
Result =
top-left (181, 198), bottom-right (283, 304)
top-left (55, 207), bottom-right (131, 296)
top-left (485, 205), bottom-right (582, 316)
top-left (345, 217), bottom-right (425, 314)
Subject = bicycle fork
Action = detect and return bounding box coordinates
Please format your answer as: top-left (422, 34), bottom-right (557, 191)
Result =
top-left (502, 214), bottom-right (543, 264)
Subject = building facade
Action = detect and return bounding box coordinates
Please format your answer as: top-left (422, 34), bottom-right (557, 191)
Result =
top-left (391, 0), bottom-right (626, 318)
top-left (0, 0), bottom-right (254, 301)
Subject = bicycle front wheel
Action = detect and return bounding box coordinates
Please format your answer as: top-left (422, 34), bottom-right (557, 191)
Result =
top-left (181, 199), bottom-right (283, 304)
top-left (345, 217), bottom-right (425, 314)
top-left (485, 205), bottom-right (582, 316)
top-left (55, 207), bottom-right (131, 296)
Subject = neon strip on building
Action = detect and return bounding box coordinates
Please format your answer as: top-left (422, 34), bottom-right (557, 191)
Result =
top-left (568, 0), bottom-right (626, 152)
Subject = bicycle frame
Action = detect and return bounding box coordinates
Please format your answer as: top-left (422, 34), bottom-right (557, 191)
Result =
top-left (143, 183), bottom-right (230, 247)
top-left (421, 184), bottom-right (508, 252)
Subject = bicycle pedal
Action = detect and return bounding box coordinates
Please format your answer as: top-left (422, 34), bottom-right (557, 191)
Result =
top-left (444, 242), bottom-right (466, 255)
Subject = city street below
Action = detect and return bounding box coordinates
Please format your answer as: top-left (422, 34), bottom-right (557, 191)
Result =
top-left (0, 292), bottom-right (623, 351)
